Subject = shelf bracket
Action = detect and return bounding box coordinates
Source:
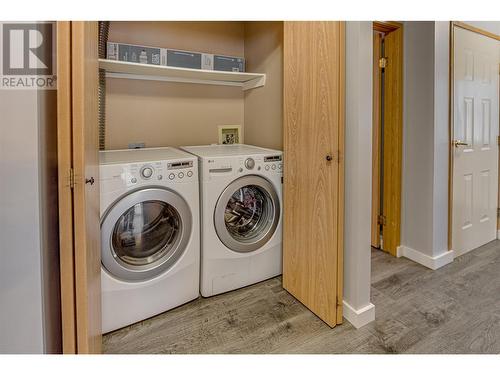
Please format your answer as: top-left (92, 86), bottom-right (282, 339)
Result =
top-left (242, 75), bottom-right (266, 91)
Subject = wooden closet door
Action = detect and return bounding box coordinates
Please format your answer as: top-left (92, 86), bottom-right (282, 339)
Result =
top-left (381, 28), bottom-right (403, 256)
top-left (71, 21), bottom-right (101, 353)
top-left (282, 21), bottom-right (344, 327)
top-left (57, 21), bottom-right (77, 354)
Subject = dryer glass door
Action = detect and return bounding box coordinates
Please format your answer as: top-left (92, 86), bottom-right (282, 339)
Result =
top-left (101, 187), bottom-right (192, 281)
top-left (215, 175), bottom-right (280, 253)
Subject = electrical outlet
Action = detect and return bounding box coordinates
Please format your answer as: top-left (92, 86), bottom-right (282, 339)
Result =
top-left (128, 142), bottom-right (145, 149)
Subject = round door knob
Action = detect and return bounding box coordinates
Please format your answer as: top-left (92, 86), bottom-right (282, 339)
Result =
top-left (326, 154), bottom-right (333, 162)
top-left (245, 158), bottom-right (255, 169)
top-left (141, 166), bottom-right (153, 179)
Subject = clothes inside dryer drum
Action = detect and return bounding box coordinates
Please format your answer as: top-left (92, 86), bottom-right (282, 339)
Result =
top-left (224, 185), bottom-right (273, 242)
top-left (112, 200), bottom-right (181, 266)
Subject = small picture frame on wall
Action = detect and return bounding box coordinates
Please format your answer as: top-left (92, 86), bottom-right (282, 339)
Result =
top-left (218, 125), bottom-right (243, 145)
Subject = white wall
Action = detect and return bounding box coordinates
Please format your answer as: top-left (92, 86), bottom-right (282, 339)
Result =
top-left (399, 22), bottom-right (455, 267)
top-left (343, 21), bottom-right (375, 328)
top-left (0, 31), bottom-right (60, 353)
top-left (401, 22), bottom-right (436, 257)
top-left (432, 22), bottom-right (450, 256)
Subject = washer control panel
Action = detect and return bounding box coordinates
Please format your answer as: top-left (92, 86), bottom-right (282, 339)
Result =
top-left (123, 159), bottom-right (196, 185)
top-left (235, 154), bottom-right (283, 175)
top-left (263, 155), bottom-right (283, 174)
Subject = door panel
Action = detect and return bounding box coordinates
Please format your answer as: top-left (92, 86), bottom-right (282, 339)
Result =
top-left (71, 21), bottom-right (101, 353)
top-left (452, 27), bottom-right (499, 256)
top-left (381, 28), bottom-right (403, 256)
top-left (282, 21), bottom-right (344, 327)
top-left (56, 21), bottom-right (76, 354)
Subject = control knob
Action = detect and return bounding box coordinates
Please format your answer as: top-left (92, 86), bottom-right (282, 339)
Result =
top-left (141, 166), bottom-right (153, 179)
top-left (245, 158), bottom-right (255, 170)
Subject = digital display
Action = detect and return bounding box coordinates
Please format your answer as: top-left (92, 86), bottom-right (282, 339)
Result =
top-left (168, 161), bottom-right (193, 170)
top-left (264, 155), bottom-right (282, 162)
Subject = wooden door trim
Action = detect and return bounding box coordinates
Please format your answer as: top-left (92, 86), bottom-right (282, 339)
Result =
top-left (371, 31), bottom-right (382, 248)
top-left (56, 21), bottom-right (77, 354)
top-left (448, 22), bottom-right (455, 251)
top-left (373, 21), bottom-right (403, 34)
top-left (336, 21), bottom-right (345, 323)
top-left (452, 21), bottom-right (500, 42)
top-left (372, 22), bottom-right (404, 256)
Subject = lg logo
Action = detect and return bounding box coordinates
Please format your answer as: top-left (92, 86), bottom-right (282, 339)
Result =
top-left (2, 23), bottom-right (53, 75)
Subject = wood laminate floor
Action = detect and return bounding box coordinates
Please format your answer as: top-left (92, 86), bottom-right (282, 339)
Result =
top-left (104, 240), bottom-right (500, 354)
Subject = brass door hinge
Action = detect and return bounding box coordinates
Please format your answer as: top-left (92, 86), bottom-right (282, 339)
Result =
top-left (378, 214), bottom-right (387, 226)
top-left (69, 168), bottom-right (75, 189)
top-left (497, 135), bottom-right (500, 145)
top-left (379, 57), bottom-right (387, 69)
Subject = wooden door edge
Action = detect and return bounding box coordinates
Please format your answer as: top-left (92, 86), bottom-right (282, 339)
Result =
top-left (56, 21), bottom-right (77, 354)
top-left (381, 24), bottom-right (404, 257)
top-left (448, 23), bottom-right (455, 251)
top-left (371, 31), bottom-right (382, 249)
top-left (336, 21), bottom-right (345, 325)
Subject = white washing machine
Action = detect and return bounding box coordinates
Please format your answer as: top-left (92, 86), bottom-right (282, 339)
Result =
top-left (180, 144), bottom-right (283, 297)
top-left (99, 147), bottom-right (199, 333)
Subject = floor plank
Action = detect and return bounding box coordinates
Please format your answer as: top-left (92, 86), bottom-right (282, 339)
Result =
top-left (104, 240), bottom-right (500, 354)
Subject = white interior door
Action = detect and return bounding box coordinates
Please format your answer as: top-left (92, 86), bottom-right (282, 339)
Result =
top-left (452, 27), bottom-right (500, 257)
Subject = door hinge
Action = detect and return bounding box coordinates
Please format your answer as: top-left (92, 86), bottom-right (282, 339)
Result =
top-left (497, 135), bottom-right (500, 145)
top-left (378, 214), bottom-right (387, 226)
top-left (69, 168), bottom-right (75, 189)
top-left (497, 207), bottom-right (500, 217)
top-left (379, 57), bottom-right (387, 69)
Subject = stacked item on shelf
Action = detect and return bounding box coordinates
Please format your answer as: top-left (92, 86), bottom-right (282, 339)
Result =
top-left (107, 42), bottom-right (245, 72)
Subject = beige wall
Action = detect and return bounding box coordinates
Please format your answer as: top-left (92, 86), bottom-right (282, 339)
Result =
top-left (243, 22), bottom-right (283, 150)
top-left (105, 22), bottom-right (246, 150)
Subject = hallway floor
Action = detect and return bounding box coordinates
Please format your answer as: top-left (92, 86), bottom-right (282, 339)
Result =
top-left (103, 240), bottom-right (500, 354)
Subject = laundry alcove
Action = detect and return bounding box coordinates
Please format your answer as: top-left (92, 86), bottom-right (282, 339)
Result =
top-left (57, 21), bottom-right (345, 353)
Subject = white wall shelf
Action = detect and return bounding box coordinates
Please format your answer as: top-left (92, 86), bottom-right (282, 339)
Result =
top-left (99, 59), bottom-right (266, 91)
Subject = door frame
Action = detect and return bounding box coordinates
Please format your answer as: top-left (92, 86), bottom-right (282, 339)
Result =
top-left (448, 22), bottom-right (500, 251)
top-left (371, 21), bottom-right (404, 256)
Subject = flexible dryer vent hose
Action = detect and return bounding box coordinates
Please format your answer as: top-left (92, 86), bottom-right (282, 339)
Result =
top-left (98, 21), bottom-right (110, 151)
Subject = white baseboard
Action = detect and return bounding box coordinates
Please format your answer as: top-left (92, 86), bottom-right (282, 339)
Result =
top-left (343, 301), bottom-right (375, 329)
top-left (396, 245), bottom-right (454, 270)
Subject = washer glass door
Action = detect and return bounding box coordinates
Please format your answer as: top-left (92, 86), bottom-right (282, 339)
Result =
top-left (215, 175), bottom-right (280, 253)
top-left (101, 187), bottom-right (192, 281)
